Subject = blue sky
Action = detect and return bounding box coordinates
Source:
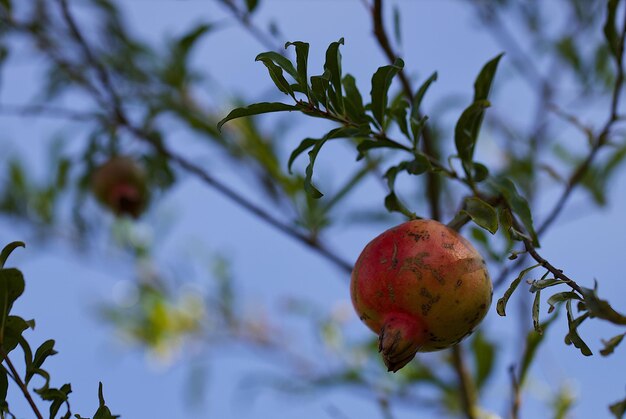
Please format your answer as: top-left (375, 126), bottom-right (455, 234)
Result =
top-left (1, 1), bottom-right (626, 418)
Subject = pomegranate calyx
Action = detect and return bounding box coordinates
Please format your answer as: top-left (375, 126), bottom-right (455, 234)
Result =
top-left (378, 313), bottom-right (424, 373)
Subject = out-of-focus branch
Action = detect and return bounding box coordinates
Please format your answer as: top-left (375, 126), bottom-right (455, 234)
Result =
top-left (49, 0), bottom-right (354, 275)
top-left (0, 104), bottom-right (96, 121)
top-left (218, 0), bottom-right (283, 53)
top-left (494, 2), bottom-right (626, 288)
top-left (368, 0), bottom-right (441, 221)
top-left (451, 344), bottom-right (477, 419)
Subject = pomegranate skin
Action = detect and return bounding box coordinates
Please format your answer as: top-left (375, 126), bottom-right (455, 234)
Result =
top-left (350, 219), bottom-right (492, 371)
top-left (91, 156), bottom-right (149, 218)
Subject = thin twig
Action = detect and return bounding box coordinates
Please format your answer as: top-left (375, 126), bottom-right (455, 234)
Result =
top-left (369, 0), bottom-right (441, 220)
top-left (218, 0), bottom-right (283, 53)
top-left (509, 365), bottom-right (521, 419)
top-left (0, 349), bottom-right (44, 419)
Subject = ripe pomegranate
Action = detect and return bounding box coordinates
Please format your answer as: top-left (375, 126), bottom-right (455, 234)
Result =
top-left (91, 156), bottom-right (149, 218)
top-left (350, 219), bottom-right (492, 372)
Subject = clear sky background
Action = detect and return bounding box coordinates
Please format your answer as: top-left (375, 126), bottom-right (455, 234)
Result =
top-left (1, 1), bottom-right (625, 418)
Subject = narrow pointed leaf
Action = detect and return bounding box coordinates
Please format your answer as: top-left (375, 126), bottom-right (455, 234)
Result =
top-left (0, 241), bottom-right (24, 268)
top-left (324, 38), bottom-right (345, 113)
top-left (489, 177), bottom-right (539, 246)
top-left (411, 72), bottom-right (437, 119)
top-left (497, 264), bottom-right (540, 316)
top-left (370, 58), bottom-right (404, 127)
top-left (217, 102), bottom-right (299, 131)
top-left (600, 332), bottom-right (626, 356)
top-left (285, 41), bottom-right (310, 95)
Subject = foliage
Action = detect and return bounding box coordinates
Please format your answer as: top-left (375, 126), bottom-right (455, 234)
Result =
top-left (0, 0), bottom-right (625, 418)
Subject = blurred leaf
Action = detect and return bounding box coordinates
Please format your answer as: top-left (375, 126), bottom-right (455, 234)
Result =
top-left (604, 0), bottom-right (622, 61)
top-left (370, 58), bottom-right (404, 127)
top-left (564, 300), bottom-right (592, 356)
top-left (0, 242), bottom-right (24, 269)
top-left (474, 53), bottom-right (504, 102)
top-left (497, 264), bottom-right (539, 316)
top-left (324, 38), bottom-right (345, 113)
top-left (392, 5), bottom-right (402, 46)
top-left (580, 281), bottom-right (626, 325)
top-left (600, 332), bottom-right (626, 356)
top-left (461, 197), bottom-right (498, 234)
top-left (471, 331), bottom-right (496, 389)
top-left (519, 313), bottom-right (558, 385)
top-left (390, 96), bottom-right (410, 137)
top-left (285, 41), bottom-right (310, 95)
top-left (489, 177), bottom-right (538, 246)
top-left (610, 394), bottom-right (626, 418)
top-left (0, 0), bottom-right (11, 12)
top-left (217, 102), bottom-right (300, 131)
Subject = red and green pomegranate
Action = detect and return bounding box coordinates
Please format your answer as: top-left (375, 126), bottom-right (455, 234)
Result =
top-left (350, 219), bottom-right (492, 372)
top-left (91, 156), bottom-right (149, 218)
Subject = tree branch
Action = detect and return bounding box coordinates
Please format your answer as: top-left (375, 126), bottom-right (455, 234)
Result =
top-left (369, 0), bottom-right (441, 221)
top-left (451, 344), bottom-right (477, 419)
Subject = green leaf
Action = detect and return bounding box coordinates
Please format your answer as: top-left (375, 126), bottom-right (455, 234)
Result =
top-left (3, 316), bottom-right (31, 353)
top-left (410, 115), bottom-right (428, 147)
top-left (473, 53), bottom-right (504, 102)
top-left (604, 0), bottom-right (622, 61)
top-left (0, 369), bottom-right (6, 402)
top-left (471, 331), bottom-right (496, 389)
top-left (0, 242), bottom-right (25, 269)
top-left (217, 102), bottom-right (300, 131)
top-left (547, 291), bottom-right (581, 314)
top-left (310, 70), bottom-right (331, 109)
top-left (454, 99), bottom-right (490, 174)
top-left (610, 394), bottom-right (626, 418)
top-left (295, 127), bottom-right (368, 198)
top-left (532, 289), bottom-right (541, 333)
top-left (0, 268), bottom-right (25, 316)
top-left (93, 382), bottom-right (119, 419)
top-left (356, 138), bottom-right (411, 160)
top-left (0, 0), bottom-right (11, 13)
top-left (461, 197), bottom-right (498, 234)
top-left (255, 53), bottom-right (296, 97)
top-left (600, 332), bottom-right (626, 356)
top-left (472, 162), bottom-right (489, 182)
top-left (285, 41), bottom-right (310, 96)
top-left (519, 313), bottom-right (558, 385)
top-left (390, 97), bottom-right (410, 137)
top-left (288, 138), bottom-right (317, 173)
top-left (580, 282), bottom-right (626, 325)
top-left (496, 264), bottom-right (540, 316)
top-left (529, 278), bottom-right (566, 293)
top-left (565, 300), bottom-right (592, 356)
top-left (256, 51), bottom-right (298, 79)
top-left (384, 192), bottom-right (415, 219)
top-left (489, 177), bottom-right (539, 246)
top-left (370, 58), bottom-right (404, 127)
top-left (411, 72), bottom-right (437, 119)
top-left (324, 38), bottom-right (345, 113)
top-left (342, 74), bottom-right (367, 123)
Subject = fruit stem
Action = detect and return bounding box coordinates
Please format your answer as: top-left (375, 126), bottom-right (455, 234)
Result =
top-left (378, 313), bottom-right (425, 373)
